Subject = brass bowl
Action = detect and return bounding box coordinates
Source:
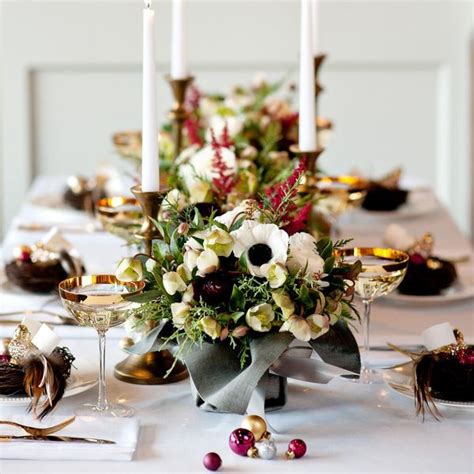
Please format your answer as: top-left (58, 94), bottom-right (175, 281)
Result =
top-left (96, 196), bottom-right (142, 242)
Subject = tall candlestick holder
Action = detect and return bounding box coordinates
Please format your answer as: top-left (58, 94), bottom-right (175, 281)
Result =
top-left (166, 75), bottom-right (194, 158)
top-left (314, 54), bottom-right (326, 150)
top-left (290, 145), bottom-right (324, 190)
top-left (114, 184), bottom-right (188, 385)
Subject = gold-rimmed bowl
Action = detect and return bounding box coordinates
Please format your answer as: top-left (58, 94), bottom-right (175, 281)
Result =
top-left (96, 196), bottom-right (142, 243)
top-left (112, 130), bottom-right (142, 160)
top-left (316, 175), bottom-right (369, 212)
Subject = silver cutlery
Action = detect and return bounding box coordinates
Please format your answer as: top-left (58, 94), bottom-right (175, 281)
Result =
top-left (17, 222), bottom-right (103, 234)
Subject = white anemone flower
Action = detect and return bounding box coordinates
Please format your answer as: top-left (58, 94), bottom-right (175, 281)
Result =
top-left (230, 220), bottom-right (289, 277)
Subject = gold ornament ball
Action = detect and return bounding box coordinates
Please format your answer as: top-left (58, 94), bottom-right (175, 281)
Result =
top-left (241, 415), bottom-right (267, 441)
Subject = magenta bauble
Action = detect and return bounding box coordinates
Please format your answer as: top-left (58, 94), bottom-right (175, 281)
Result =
top-left (228, 428), bottom-right (255, 456)
top-left (288, 439), bottom-right (307, 458)
top-left (203, 452), bottom-right (222, 471)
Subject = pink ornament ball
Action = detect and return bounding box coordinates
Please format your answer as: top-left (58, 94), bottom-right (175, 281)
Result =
top-left (288, 439), bottom-right (307, 458)
top-left (203, 452), bottom-right (222, 471)
top-left (228, 428), bottom-right (255, 456)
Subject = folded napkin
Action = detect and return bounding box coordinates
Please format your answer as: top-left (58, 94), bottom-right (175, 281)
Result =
top-left (0, 415), bottom-right (139, 461)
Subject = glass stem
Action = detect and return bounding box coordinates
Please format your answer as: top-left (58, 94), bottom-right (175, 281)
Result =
top-left (362, 299), bottom-right (371, 372)
top-left (97, 330), bottom-right (108, 410)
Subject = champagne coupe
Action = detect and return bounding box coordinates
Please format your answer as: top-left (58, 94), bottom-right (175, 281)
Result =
top-left (334, 248), bottom-right (409, 383)
top-left (316, 176), bottom-right (368, 237)
top-left (96, 197), bottom-right (142, 248)
top-left (59, 275), bottom-right (145, 416)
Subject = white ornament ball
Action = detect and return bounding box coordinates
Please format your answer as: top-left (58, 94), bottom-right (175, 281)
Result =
top-left (257, 439), bottom-right (277, 460)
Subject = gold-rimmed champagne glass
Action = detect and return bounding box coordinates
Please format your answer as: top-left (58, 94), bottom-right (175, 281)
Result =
top-left (59, 275), bottom-right (145, 416)
top-left (334, 248), bottom-right (409, 383)
top-left (316, 176), bottom-right (368, 237)
top-left (96, 197), bottom-right (143, 252)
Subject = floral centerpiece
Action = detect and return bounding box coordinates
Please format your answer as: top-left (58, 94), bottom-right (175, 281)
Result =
top-left (119, 170), bottom-right (361, 414)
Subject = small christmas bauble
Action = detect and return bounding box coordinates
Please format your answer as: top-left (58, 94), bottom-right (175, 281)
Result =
top-left (13, 245), bottom-right (32, 263)
top-left (257, 438), bottom-right (277, 460)
top-left (203, 452), bottom-right (222, 471)
top-left (286, 439), bottom-right (307, 459)
top-left (240, 415), bottom-right (267, 441)
top-left (229, 428), bottom-right (255, 456)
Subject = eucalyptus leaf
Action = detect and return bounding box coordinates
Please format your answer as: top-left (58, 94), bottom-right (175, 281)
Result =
top-left (230, 285), bottom-right (245, 310)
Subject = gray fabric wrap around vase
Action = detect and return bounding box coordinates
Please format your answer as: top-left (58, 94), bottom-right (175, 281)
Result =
top-left (184, 321), bottom-right (361, 414)
top-left (184, 332), bottom-right (293, 414)
top-left (126, 320), bottom-right (361, 414)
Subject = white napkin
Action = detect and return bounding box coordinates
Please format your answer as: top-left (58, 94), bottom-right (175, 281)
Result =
top-left (383, 223), bottom-right (415, 250)
top-left (0, 415), bottom-right (139, 461)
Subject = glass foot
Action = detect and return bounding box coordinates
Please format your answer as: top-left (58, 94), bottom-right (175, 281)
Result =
top-left (343, 368), bottom-right (383, 384)
top-left (74, 402), bottom-right (135, 418)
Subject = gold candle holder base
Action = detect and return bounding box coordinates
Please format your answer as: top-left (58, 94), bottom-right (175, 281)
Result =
top-left (114, 347), bottom-right (188, 385)
top-left (166, 75), bottom-right (194, 158)
top-left (114, 185), bottom-right (189, 385)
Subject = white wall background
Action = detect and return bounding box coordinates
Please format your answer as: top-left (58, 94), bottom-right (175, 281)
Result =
top-left (0, 0), bottom-right (472, 236)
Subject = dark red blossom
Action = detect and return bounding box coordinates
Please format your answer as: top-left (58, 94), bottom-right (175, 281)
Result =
top-left (283, 202), bottom-right (312, 235)
top-left (184, 118), bottom-right (203, 146)
top-left (263, 157), bottom-right (309, 235)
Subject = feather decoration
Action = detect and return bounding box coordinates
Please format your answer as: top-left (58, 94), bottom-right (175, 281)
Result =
top-left (23, 354), bottom-right (68, 419)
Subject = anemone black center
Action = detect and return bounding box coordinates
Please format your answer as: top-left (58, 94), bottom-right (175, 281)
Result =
top-left (248, 243), bottom-right (273, 267)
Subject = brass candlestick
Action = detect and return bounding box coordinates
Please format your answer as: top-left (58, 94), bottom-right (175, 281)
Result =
top-left (113, 184), bottom-right (188, 385)
top-left (314, 54), bottom-right (327, 150)
top-left (166, 75), bottom-right (194, 158)
top-left (130, 184), bottom-right (164, 256)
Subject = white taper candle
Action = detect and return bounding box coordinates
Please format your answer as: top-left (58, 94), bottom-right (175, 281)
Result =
top-left (142, 1), bottom-right (159, 192)
top-left (171, 0), bottom-right (188, 79)
top-left (298, 0), bottom-right (317, 151)
top-left (312, 0), bottom-right (319, 54)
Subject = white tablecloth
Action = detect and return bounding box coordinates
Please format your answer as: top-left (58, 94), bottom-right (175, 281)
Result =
top-left (0, 176), bottom-right (473, 473)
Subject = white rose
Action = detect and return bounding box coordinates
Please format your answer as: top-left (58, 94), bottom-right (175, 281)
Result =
top-left (162, 271), bottom-right (187, 295)
top-left (245, 303), bottom-right (275, 332)
top-left (170, 302), bottom-right (191, 327)
top-left (196, 249), bottom-right (219, 276)
top-left (287, 232), bottom-right (325, 277)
